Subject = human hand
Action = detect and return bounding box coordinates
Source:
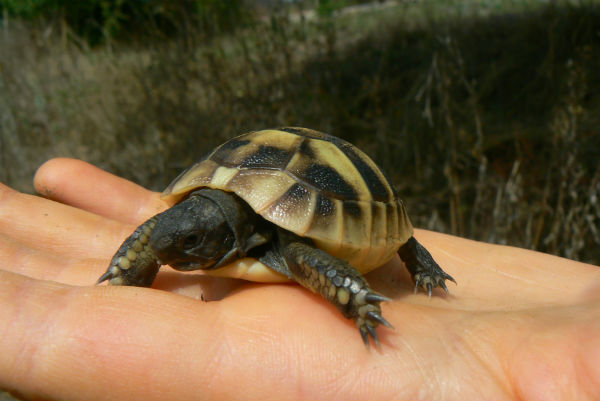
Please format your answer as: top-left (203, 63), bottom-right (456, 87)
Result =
top-left (1, 158), bottom-right (599, 401)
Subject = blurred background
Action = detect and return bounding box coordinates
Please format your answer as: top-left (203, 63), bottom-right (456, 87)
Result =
top-left (0, 0), bottom-right (599, 265)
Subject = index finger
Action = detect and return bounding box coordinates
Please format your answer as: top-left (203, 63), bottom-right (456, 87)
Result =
top-left (34, 158), bottom-right (166, 225)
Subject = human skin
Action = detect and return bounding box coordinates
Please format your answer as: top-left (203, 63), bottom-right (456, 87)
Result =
top-left (0, 158), bottom-right (599, 401)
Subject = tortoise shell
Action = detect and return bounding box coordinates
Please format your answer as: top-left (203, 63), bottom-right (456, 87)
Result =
top-left (162, 127), bottom-right (413, 279)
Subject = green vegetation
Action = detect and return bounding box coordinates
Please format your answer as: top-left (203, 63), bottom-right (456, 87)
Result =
top-left (0, 0), bottom-right (249, 45)
top-left (1, 1), bottom-right (599, 264)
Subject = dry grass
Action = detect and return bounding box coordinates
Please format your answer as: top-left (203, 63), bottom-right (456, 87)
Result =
top-left (1, 1), bottom-right (599, 264)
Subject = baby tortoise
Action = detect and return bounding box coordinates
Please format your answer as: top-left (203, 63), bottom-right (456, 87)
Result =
top-left (98, 127), bottom-right (455, 346)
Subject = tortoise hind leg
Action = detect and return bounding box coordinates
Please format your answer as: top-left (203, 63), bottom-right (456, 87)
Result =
top-left (398, 236), bottom-right (456, 296)
top-left (278, 232), bottom-right (392, 347)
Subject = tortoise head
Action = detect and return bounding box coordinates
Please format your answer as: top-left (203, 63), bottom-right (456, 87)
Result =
top-left (150, 189), bottom-right (238, 271)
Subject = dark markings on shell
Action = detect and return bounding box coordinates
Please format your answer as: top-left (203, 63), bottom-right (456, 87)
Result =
top-left (300, 163), bottom-right (358, 200)
top-left (219, 139), bottom-right (251, 153)
top-left (300, 129), bottom-right (349, 151)
top-left (298, 138), bottom-right (316, 159)
top-left (386, 201), bottom-right (398, 237)
top-left (307, 193), bottom-right (339, 238)
top-left (279, 127), bottom-right (394, 202)
top-left (275, 183), bottom-right (312, 212)
top-left (239, 145), bottom-right (295, 169)
top-left (314, 193), bottom-right (336, 217)
top-left (284, 182), bottom-right (311, 201)
top-left (342, 200), bottom-right (362, 218)
top-left (210, 139), bottom-right (251, 165)
top-left (279, 127), bottom-right (328, 140)
top-left (337, 144), bottom-right (393, 202)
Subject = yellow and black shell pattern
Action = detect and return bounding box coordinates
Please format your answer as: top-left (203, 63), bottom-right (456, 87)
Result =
top-left (163, 127), bottom-right (414, 278)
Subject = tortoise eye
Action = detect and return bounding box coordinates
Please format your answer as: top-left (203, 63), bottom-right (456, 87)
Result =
top-left (182, 233), bottom-right (201, 249)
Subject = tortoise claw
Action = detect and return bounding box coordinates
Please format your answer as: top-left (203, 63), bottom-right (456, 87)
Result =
top-left (359, 323), bottom-right (382, 348)
top-left (399, 236), bottom-right (456, 297)
top-left (359, 326), bottom-right (370, 347)
top-left (96, 270), bottom-right (114, 285)
top-left (366, 324), bottom-right (380, 347)
top-left (367, 310), bottom-right (394, 329)
top-left (439, 280), bottom-right (449, 294)
top-left (365, 292), bottom-right (391, 303)
top-left (413, 270), bottom-right (455, 297)
top-left (354, 290), bottom-right (394, 348)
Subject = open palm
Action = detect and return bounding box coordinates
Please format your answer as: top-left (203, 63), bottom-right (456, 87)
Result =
top-left (1, 158), bottom-right (599, 401)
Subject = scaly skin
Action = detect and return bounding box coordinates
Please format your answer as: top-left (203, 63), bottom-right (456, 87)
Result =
top-left (282, 240), bottom-right (393, 347)
top-left (398, 236), bottom-right (456, 296)
top-left (97, 216), bottom-right (161, 287)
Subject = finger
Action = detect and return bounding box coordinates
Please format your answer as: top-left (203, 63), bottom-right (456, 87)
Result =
top-left (0, 182), bottom-right (127, 260)
top-left (412, 230), bottom-right (600, 308)
top-left (0, 224), bottom-right (240, 295)
top-left (34, 158), bottom-right (166, 225)
top-left (0, 234), bottom-right (101, 285)
top-left (0, 271), bottom-right (223, 401)
top-left (0, 271), bottom-right (400, 401)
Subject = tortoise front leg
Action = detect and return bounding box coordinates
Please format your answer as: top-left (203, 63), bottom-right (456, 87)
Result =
top-left (280, 237), bottom-right (393, 347)
top-left (97, 216), bottom-right (161, 287)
